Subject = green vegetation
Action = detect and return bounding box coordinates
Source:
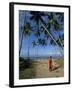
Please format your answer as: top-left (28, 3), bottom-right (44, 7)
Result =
top-left (19, 57), bottom-right (35, 79)
top-left (19, 11), bottom-right (64, 56)
top-left (19, 12), bottom-right (64, 79)
top-left (19, 57), bottom-right (31, 70)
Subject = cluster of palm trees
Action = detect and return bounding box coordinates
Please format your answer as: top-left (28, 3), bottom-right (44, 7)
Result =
top-left (19, 11), bottom-right (64, 58)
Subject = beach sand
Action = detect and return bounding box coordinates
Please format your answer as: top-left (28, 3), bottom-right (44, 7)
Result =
top-left (32, 58), bottom-right (64, 78)
top-left (19, 58), bottom-right (64, 79)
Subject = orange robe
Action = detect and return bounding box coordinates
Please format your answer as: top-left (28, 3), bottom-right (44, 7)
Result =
top-left (48, 59), bottom-right (53, 70)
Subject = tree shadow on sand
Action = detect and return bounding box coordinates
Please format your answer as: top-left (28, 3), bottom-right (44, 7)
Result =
top-left (52, 66), bottom-right (61, 71)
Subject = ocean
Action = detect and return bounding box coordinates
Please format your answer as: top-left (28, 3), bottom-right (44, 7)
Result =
top-left (22, 55), bottom-right (64, 60)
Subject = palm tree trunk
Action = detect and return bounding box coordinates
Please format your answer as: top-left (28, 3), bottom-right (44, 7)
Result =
top-left (59, 38), bottom-right (64, 48)
top-left (39, 17), bottom-right (64, 49)
top-left (42, 23), bottom-right (64, 55)
top-left (28, 37), bottom-right (30, 59)
top-left (37, 21), bottom-right (39, 57)
top-left (19, 12), bottom-right (26, 56)
top-left (19, 28), bottom-right (24, 55)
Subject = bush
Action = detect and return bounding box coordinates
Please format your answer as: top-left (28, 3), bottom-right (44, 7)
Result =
top-left (19, 57), bottom-right (32, 70)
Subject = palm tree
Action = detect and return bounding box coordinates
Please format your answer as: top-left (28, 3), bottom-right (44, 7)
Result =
top-left (19, 12), bottom-right (31, 56)
top-left (19, 11), bottom-right (64, 59)
top-left (30, 11), bottom-right (64, 50)
top-left (19, 12), bottom-right (26, 56)
top-left (23, 22), bottom-right (31, 59)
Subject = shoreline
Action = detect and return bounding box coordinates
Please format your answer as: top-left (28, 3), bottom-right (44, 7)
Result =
top-left (23, 57), bottom-right (64, 61)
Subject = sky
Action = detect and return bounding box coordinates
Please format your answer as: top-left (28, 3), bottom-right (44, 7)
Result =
top-left (19, 10), bottom-right (64, 58)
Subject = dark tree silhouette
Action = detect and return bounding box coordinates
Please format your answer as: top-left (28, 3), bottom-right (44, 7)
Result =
top-left (30, 11), bottom-right (64, 49)
top-left (19, 11), bottom-right (64, 57)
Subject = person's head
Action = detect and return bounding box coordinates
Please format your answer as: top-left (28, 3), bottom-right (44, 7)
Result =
top-left (50, 56), bottom-right (52, 59)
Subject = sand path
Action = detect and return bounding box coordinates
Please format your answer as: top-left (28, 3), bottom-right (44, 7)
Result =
top-left (33, 60), bottom-right (64, 78)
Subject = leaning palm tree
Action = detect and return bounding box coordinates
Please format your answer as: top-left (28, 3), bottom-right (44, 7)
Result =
top-left (30, 11), bottom-right (64, 50)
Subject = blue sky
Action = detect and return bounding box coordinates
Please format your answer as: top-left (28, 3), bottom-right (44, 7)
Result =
top-left (19, 10), bottom-right (64, 58)
top-left (20, 34), bottom-right (63, 57)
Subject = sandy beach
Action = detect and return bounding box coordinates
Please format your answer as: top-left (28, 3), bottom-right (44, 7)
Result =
top-left (19, 58), bottom-right (64, 79)
top-left (32, 58), bottom-right (64, 78)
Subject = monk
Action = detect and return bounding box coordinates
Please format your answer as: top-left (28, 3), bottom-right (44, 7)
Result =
top-left (48, 56), bottom-right (53, 71)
